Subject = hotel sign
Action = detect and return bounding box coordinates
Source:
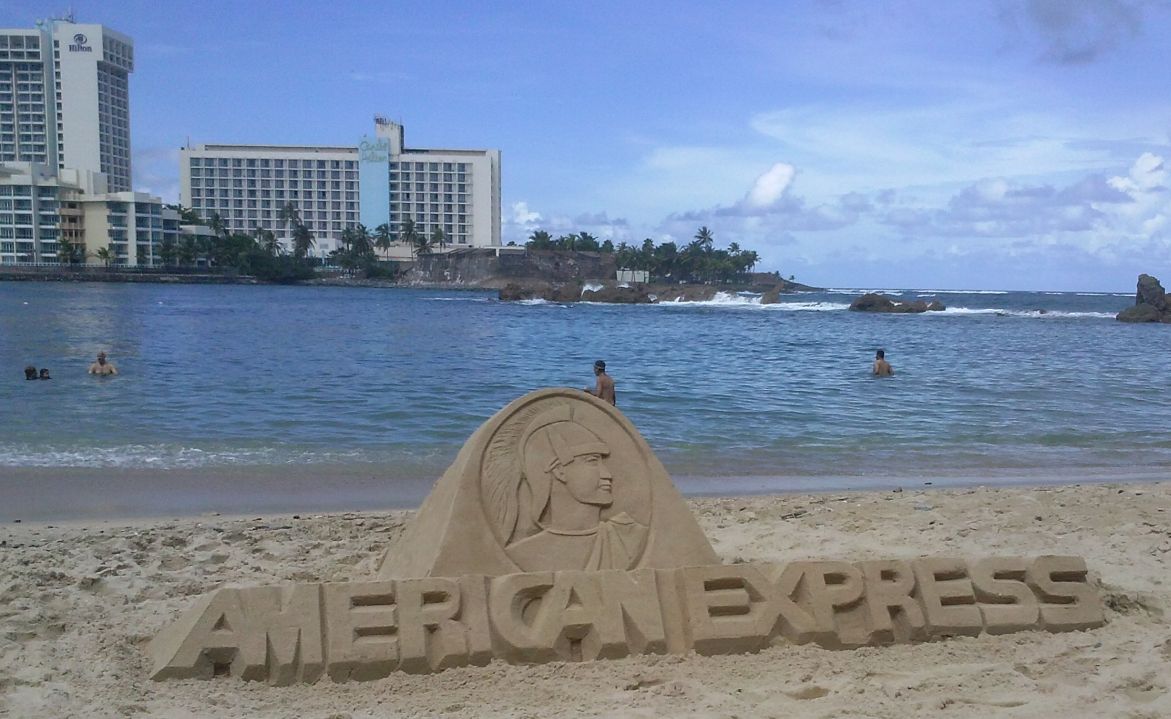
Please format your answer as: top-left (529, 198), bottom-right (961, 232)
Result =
top-left (68, 32), bottom-right (93, 53)
top-left (359, 138), bottom-right (390, 164)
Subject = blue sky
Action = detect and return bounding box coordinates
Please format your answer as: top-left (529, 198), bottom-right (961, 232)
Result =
top-left (4, 0), bottom-right (1170, 290)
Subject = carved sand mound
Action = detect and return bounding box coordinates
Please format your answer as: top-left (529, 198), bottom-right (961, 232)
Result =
top-left (148, 388), bottom-right (1106, 684)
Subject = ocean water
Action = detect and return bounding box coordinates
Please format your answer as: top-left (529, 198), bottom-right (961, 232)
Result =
top-left (2, 281), bottom-right (1169, 514)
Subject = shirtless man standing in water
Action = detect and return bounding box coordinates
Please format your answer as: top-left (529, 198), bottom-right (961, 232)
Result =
top-left (873, 349), bottom-right (893, 376)
top-left (88, 351), bottom-right (118, 376)
top-left (585, 360), bottom-right (616, 405)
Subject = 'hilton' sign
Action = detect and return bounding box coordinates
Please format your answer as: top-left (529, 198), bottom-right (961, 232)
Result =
top-left (68, 33), bottom-right (93, 53)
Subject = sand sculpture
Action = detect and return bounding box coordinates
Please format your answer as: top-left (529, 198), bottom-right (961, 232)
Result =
top-left (149, 389), bottom-right (1106, 684)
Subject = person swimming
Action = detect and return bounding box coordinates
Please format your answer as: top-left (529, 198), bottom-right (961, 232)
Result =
top-left (38, 368), bottom-right (51, 380)
top-left (88, 351), bottom-right (118, 376)
top-left (24, 365), bottom-right (37, 380)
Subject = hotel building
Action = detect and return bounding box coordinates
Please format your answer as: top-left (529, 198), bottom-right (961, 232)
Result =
top-left (0, 160), bottom-right (192, 267)
top-left (0, 16), bottom-right (134, 191)
top-left (180, 117), bottom-right (501, 257)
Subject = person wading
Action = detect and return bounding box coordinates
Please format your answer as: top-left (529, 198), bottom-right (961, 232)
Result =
top-left (585, 360), bottom-right (616, 405)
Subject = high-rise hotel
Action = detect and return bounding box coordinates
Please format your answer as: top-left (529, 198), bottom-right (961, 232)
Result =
top-left (0, 16), bottom-right (201, 267)
top-left (1, 15), bottom-right (133, 191)
top-left (180, 117), bottom-right (501, 256)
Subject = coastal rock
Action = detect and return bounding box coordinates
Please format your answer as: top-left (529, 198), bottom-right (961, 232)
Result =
top-left (760, 286), bottom-right (782, 304)
top-left (656, 285), bottom-right (720, 303)
top-left (580, 284), bottom-right (654, 303)
top-left (498, 281), bottom-right (582, 303)
top-left (1117, 274), bottom-right (1171, 323)
top-left (848, 293), bottom-right (945, 313)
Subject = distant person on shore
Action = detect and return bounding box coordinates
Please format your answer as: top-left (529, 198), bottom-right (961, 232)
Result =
top-left (873, 349), bottom-right (893, 376)
top-left (585, 360), bottom-right (617, 405)
top-left (88, 351), bottom-right (118, 376)
top-left (38, 368), bottom-right (51, 380)
top-left (24, 365), bottom-right (37, 380)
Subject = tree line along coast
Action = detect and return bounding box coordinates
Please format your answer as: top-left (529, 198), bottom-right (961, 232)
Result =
top-left (16, 208), bottom-right (806, 294)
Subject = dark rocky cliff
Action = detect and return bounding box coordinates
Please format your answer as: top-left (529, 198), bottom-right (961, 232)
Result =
top-left (401, 249), bottom-right (617, 286)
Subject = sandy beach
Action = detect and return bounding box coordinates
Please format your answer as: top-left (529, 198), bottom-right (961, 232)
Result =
top-left (2, 481), bottom-right (1168, 718)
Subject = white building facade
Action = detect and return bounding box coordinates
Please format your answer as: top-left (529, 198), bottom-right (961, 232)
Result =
top-left (0, 16), bottom-right (134, 191)
top-left (180, 145), bottom-right (359, 256)
top-left (0, 160), bottom-right (181, 267)
top-left (180, 118), bottom-right (501, 257)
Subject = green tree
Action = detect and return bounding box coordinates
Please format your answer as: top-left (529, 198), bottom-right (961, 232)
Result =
top-left (278, 202), bottom-right (301, 247)
top-left (373, 223), bottom-right (394, 256)
top-left (693, 226), bottom-right (715, 253)
top-left (254, 226), bottom-right (280, 257)
top-left (399, 219), bottom-right (423, 258)
top-left (575, 231), bottom-right (600, 252)
top-left (292, 223), bottom-right (316, 260)
top-left (94, 245), bottom-right (114, 268)
top-left (57, 237), bottom-right (85, 265)
top-left (158, 237), bottom-right (178, 267)
top-left (526, 229), bottom-right (553, 250)
top-left (430, 227), bottom-right (446, 253)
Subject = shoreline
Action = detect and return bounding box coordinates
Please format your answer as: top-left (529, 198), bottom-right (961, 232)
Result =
top-left (2, 463), bottom-right (1167, 523)
top-left (2, 482), bottom-right (1168, 717)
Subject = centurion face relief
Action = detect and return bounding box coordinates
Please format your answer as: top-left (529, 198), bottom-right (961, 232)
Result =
top-left (482, 401), bottom-right (650, 571)
top-left (148, 388), bottom-right (1106, 684)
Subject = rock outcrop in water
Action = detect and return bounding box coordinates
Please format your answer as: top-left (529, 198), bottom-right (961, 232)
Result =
top-left (1116, 274), bottom-right (1171, 323)
top-left (498, 279), bottom-right (812, 304)
top-left (848, 293), bottom-right (945, 313)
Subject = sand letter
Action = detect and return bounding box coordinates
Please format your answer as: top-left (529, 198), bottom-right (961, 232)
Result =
top-left (1026, 555), bottom-right (1105, 631)
top-left (679, 565), bottom-right (767, 655)
top-left (856, 560), bottom-right (926, 644)
top-left (597, 569), bottom-right (667, 656)
top-left (787, 561), bottom-right (866, 648)
top-left (488, 572), bottom-right (557, 663)
top-left (912, 558), bottom-right (983, 638)
top-left (323, 580), bottom-right (399, 681)
top-left (970, 558), bottom-right (1040, 634)
top-left (396, 577), bottom-right (473, 673)
top-left (754, 562), bottom-right (821, 645)
top-left (148, 588), bottom-right (264, 680)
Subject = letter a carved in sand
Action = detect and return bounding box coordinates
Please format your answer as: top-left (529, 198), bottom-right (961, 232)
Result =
top-left (378, 388), bottom-right (719, 578)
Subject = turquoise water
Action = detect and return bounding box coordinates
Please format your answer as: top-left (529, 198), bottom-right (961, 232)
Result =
top-left (1, 282), bottom-right (1169, 513)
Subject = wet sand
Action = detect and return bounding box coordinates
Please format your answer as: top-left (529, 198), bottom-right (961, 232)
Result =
top-left (2, 482), bottom-right (1169, 718)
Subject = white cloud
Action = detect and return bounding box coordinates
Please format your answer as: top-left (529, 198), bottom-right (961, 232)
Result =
top-left (510, 201), bottom-right (542, 225)
top-left (743, 163), bottom-right (795, 209)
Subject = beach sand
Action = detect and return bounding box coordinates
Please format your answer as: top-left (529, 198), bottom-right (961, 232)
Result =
top-left (1, 481), bottom-right (1168, 718)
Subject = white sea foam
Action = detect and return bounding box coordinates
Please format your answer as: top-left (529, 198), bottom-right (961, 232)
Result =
top-left (916, 289), bottom-right (1009, 295)
top-left (516, 298), bottom-right (553, 306)
top-left (0, 444), bottom-right (368, 469)
top-left (826, 288), bottom-right (905, 295)
top-left (936, 307), bottom-right (1115, 319)
top-left (581, 282), bottom-right (605, 294)
top-left (770, 301), bottom-right (852, 312)
top-left (661, 292), bottom-right (764, 307)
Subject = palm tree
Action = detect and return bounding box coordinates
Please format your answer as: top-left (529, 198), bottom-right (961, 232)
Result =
top-left (57, 238), bottom-right (85, 265)
top-left (350, 223), bottom-right (374, 259)
top-left (208, 212), bottom-right (229, 241)
top-left (527, 229), bottom-right (553, 249)
top-left (255, 226), bottom-right (280, 257)
top-left (292, 223), bottom-right (315, 259)
top-left (399, 219), bottom-right (421, 258)
top-left (278, 202), bottom-right (302, 253)
top-left (430, 227), bottom-right (446, 253)
top-left (413, 230), bottom-right (433, 257)
top-left (373, 223), bottom-right (394, 257)
top-left (693, 226), bottom-right (715, 252)
top-left (95, 245), bottom-right (114, 268)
